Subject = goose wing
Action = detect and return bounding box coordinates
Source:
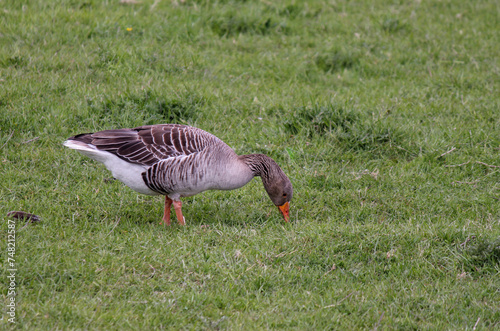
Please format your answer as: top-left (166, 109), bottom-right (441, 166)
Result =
top-left (69, 124), bottom-right (215, 167)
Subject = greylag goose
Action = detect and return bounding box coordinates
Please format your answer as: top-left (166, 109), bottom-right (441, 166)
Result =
top-left (64, 124), bottom-right (293, 225)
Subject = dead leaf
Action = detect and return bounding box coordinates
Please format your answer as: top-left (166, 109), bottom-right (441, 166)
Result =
top-left (7, 211), bottom-right (41, 223)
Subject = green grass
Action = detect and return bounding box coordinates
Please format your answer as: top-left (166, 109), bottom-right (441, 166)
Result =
top-left (1, 0), bottom-right (499, 329)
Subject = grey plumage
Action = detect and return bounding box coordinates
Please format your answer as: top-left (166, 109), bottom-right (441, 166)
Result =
top-left (64, 124), bottom-right (293, 224)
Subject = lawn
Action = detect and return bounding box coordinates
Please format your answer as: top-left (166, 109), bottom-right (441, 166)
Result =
top-left (1, 0), bottom-right (499, 329)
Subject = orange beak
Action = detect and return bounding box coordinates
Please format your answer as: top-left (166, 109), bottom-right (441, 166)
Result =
top-left (278, 201), bottom-right (290, 222)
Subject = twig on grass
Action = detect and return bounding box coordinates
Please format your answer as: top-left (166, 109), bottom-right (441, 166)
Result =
top-left (199, 315), bottom-right (228, 329)
top-left (323, 263), bottom-right (337, 276)
top-left (323, 291), bottom-right (356, 308)
top-left (104, 217), bottom-right (121, 238)
top-left (459, 235), bottom-right (476, 248)
top-left (473, 317), bottom-right (480, 330)
top-left (274, 249), bottom-right (298, 258)
top-left (395, 145), bottom-right (414, 155)
top-left (445, 161), bottom-right (471, 167)
top-left (1, 130), bottom-right (14, 150)
top-left (373, 311), bottom-right (385, 331)
top-left (476, 161), bottom-right (500, 168)
top-left (18, 221), bottom-right (34, 231)
top-left (148, 264), bottom-right (156, 279)
top-left (445, 161), bottom-right (500, 168)
top-left (150, 0), bottom-right (160, 10)
top-left (245, 263), bottom-right (256, 272)
top-left (22, 136), bottom-right (39, 144)
top-left (438, 147), bottom-right (456, 158)
top-left (452, 180), bottom-right (480, 185)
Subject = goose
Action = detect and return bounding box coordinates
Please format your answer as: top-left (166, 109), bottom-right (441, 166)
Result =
top-left (63, 124), bottom-right (293, 225)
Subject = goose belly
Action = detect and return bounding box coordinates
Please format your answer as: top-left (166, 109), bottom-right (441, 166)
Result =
top-left (102, 156), bottom-right (159, 196)
top-left (64, 141), bottom-right (159, 196)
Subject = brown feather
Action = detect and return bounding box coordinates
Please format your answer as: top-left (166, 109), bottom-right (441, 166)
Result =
top-left (91, 130), bottom-right (137, 138)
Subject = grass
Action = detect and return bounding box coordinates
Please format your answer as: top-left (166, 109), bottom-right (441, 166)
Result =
top-left (1, 0), bottom-right (499, 329)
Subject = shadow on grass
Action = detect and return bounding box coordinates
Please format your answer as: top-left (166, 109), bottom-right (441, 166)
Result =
top-left (461, 237), bottom-right (500, 275)
top-left (281, 103), bottom-right (411, 157)
top-left (85, 90), bottom-right (205, 124)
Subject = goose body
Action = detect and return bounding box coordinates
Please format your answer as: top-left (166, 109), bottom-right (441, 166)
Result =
top-left (64, 124), bottom-right (292, 225)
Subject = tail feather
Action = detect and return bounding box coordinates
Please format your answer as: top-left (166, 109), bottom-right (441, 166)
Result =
top-left (66, 133), bottom-right (94, 144)
top-left (63, 139), bottom-right (96, 151)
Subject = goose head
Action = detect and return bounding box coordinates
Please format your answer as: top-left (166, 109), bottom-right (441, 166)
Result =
top-left (258, 157), bottom-right (293, 222)
top-left (263, 173), bottom-right (293, 222)
top-left (239, 153), bottom-right (293, 222)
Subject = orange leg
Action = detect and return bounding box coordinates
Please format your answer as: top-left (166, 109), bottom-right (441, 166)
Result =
top-left (173, 200), bottom-right (185, 225)
top-left (161, 196), bottom-right (173, 225)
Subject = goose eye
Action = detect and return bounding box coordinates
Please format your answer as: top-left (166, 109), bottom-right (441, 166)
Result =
top-left (282, 193), bottom-right (287, 197)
